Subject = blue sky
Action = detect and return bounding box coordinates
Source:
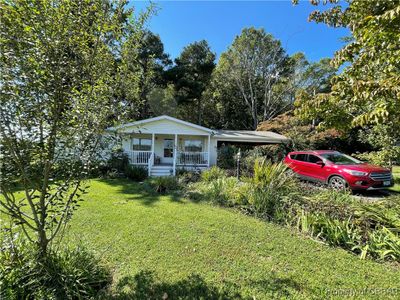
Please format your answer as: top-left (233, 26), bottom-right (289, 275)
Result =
top-left (133, 1), bottom-right (349, 63)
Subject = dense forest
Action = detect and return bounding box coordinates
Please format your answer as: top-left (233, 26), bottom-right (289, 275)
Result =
top-left (117, 26), bottom-right (336, 131)
top-left (113, 0), bottom-right (399, 165)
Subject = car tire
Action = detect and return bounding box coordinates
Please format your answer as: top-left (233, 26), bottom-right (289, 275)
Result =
top-left (328, 176), bottom-right (348, 190)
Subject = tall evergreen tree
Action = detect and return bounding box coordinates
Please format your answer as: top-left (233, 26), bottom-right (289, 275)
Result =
top-left (166, 40), bottom-right (216, 124)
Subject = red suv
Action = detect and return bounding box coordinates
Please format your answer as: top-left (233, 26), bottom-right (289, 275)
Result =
top-left (284, 150), bottom-right (394, 190)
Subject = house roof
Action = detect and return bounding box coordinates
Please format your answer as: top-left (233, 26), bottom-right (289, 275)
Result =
top-left (107, 115), bottom-right (214, 134)
top-left (215, 130), bottom-right (289, 143)
top-left (107, 115), bottom-right (289, 143)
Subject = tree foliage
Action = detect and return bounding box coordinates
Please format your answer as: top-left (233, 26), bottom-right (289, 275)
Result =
top-left (118, 28), bottom-right (171, 120)
top-left (166, 40), bottom-right (216, 125)
top-left (0, 0), bottom-right (147, 256)
top-left (214, 28), bottom-right (292, 129)
top-left (295, 0), bottom-right (400, 134)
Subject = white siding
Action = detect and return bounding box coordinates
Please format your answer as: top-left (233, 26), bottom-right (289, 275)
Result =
top-left (209, 137), bottom-right (218, 166)
top-left (122, 137), bottom-right (131, 153)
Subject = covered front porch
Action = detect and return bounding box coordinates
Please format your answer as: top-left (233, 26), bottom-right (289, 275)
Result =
top-left (124, 133), bottom-right (211, 176)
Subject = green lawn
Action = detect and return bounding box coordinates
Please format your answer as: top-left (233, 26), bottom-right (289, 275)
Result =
top-left (391, 166), bottom-right (400, 192)
top-left (64, 179), bottom-right (400, 299)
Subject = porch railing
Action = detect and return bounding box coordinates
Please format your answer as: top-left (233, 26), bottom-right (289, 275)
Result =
top-left (147, 152), bottom-right (154, 176)
top-left (128, 151), bottom-right (152, 165)
top-left (177, 151), bottom-right (208, 166)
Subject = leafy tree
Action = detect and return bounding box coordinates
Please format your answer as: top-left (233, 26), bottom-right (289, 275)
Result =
top-left (203, 70), bottom-right (253, 129)
top-left (148, 84), bottom-right (178, 117)
top-left (118, 29), bottom-right (171, 120)
top-left (166, 40), bottom-right (216, 124)
top-left (214, 28), bottom-right (292, 129)
top-left (294, 0), bottom-right (400, 156)
top-left (356, 125), bottom-right (400, 167)
top-left (0, 0), bottom-right (147, 256)
top-left (257, 112), bottom-right (368, 153)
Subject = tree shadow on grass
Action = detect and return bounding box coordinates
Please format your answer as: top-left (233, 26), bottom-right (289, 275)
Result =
top-left (97, 178), bottom-right (184, 206)
top-left (100, 270), bottom-right (302, 300)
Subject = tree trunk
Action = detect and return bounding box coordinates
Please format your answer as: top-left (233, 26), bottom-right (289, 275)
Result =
top-left (252, 106), bottom-right (258, 130)
top-left (37, 228), bottom-right (49, 258)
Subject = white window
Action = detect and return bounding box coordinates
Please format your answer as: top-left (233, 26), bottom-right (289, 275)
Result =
top-left (184, 139), bottom-right (203, 152)
top-left (132, 138), bottom-right (151, 151)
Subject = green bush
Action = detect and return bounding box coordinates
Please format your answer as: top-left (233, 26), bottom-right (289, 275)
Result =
top-left (300, 189), bottom-right (356, 221)
top-left (297, 212), bottom-right (361, 248)
top-left (240, 146), bottom-right (287, 176)
top-left (147, 176), bottom-right (180, 194)
top-left (217, 145), bottom-right (238, 169)
top-left (201, 166), bottom-right (227, 182)
top-left (295, 193), bottom-right (400, 261)
top-left (359, 226), bottom-right (400, 261)
top-left (190, 177), bottom-right (248, 206)
top-left (207, 177), bottom-right (239, 205)
top-left (107, 148), bottom-right (129, 173)
top-left (124, 165), bottom-right (148, 181)
top-left (0, 235), bottom-right (110, 300)
top-left (245, 160), bottom-right (299, 221)
top-left (177, 169), bottom-right (201, 184)
top-left (355, 197), bottom-right (400, 234)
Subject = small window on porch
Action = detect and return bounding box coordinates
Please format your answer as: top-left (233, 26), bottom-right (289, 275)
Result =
top-left (132, 138), bottom-right (151, 151)
top-left (184, 140), bottom-right (203, 152)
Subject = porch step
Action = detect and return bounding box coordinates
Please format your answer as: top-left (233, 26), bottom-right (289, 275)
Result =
top-left (150, 166), bottom-right (173, 177)
top-left (152, 165), bottom-right (173, 169)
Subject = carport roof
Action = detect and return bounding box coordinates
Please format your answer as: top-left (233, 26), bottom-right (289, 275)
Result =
top-left (214, 130), bottom-right (289, 144)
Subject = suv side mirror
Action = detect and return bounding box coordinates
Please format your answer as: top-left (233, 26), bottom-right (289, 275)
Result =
top-left (316, 160), bottom-right (325, 166)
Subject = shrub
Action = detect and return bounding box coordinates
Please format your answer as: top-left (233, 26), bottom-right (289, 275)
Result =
top-left (355, 197), bottom-right (400, 234)
top-left (0, 234), bottom-right (110, 300)
top-left (245, 159), bottom-right (299, 221)
top-left (107, 148), bottom-right (129, 173)
top-left (124, 165), bottom-right (148, 181)
top-left (208, 177), bottom-right (239, 205)
top-left (241, 146), bottom-right (288, 176)
top-left (359, 226), bottom-right (400, 261)
top-left (294, 193), bottom-right (400, 261)
top-left (187, 177), bottom-right (244, 206)
top-left (217, 145), bottom-right (238, 169)
top-left (201, 166), bottom-right (226, 182)
top-left (240, 148), bottom-right (264, 176)
top-left (177, 169), bottom-right (201, 184)
top-left (297, 212), bottom-right (362, 248)
top-left (147, 176), bottom-right (180, 194)
top-left (300, 189), bottom-right (357, 221)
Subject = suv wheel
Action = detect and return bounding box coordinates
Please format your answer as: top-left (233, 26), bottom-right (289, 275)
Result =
top-left (329, 176), bottom-right (348, 190)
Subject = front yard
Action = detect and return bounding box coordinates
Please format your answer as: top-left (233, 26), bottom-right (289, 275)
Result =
top-left (391, 166), bottom-right (400, 192)
top-left (65, 179), bottom-right (400, 299)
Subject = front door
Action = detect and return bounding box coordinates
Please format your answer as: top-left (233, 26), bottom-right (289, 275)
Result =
top-left (162, 139), bottom-right (174, 164)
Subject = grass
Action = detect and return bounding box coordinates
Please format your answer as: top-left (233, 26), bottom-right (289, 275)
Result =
top-left (390, 166), bottom-right (400, 192)
top-left (63, 179), bottom-right (400, 299)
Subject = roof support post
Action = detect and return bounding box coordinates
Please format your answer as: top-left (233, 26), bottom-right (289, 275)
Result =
top-left (151, 133), bottom-right (155, 154)
top-left (149, 133), bottom-right (155, 177)
top-left (207, 134), bottom-right (211, 167)
top-left (173, 134), bottom-right (177, 176)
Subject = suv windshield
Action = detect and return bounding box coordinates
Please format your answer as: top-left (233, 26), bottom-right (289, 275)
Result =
top-left (320, 152), bottom-right (362, 165)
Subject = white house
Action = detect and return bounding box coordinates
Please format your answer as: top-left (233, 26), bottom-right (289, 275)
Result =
top-left (107, 115), bottom-right (289, 176)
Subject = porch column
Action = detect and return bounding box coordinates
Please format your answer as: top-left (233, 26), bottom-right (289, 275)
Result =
top-left (129, 135), bottom-right (133, 164)
top-left (149, 133), bottom-right (155, 177)
top-left (207, 134), bottom-right (211, 167)
top-left (173, 134), bottom-right (177, 176)
top-left (151, 133), bottom-right (155, 154)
